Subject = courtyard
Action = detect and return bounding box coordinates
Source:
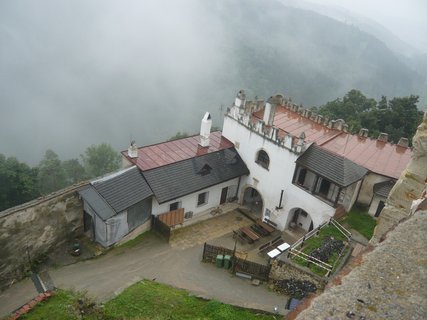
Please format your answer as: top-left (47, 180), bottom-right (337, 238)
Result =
top-left (1, 209), bottom-right (292, 318)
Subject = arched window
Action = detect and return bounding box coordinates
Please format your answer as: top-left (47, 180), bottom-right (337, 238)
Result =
top-left (256, 150), bottom-right (270, 169)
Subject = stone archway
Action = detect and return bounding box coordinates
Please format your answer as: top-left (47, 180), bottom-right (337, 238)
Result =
top-left (242, 187), bottom-right (263, 218)
top-left (286, 207), bottom-right (314, 232)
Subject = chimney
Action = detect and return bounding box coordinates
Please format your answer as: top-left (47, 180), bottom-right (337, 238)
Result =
top-left (378, 132), bottom-right (388, 142)
top-left (199, 112), bottom-right (212, 147)
top-left (397, 137), bottom-right (409, 148)
top-left (359, 128), bottom-right (369, 138)
top-left (333, 119), bottom-right (345, 131)
top-left (128, 140), bottom-right (138, 158)
top-left (263, 97), bottom-right (276, 126)
top-left (234, 90), bottom-right (246, 108)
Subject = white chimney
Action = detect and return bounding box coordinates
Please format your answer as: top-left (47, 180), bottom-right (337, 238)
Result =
top-left (199, 112), bottom-right (212, 147)
top-left (128, 140), bottom-right (138, 158)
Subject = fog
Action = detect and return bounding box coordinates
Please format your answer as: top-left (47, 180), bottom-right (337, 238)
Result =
top-left (302, 0), bottom-right (427, 53)
top-left (0, 0), bottom-right (234, 164)
top-left (1, 0), bottom-right (425, 164)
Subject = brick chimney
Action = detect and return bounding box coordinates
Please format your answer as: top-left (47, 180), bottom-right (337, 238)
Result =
top-left (199, 112), bottom-right (212, 147)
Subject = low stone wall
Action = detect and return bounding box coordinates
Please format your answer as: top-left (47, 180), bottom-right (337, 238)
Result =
top-left (0, 183), bottom-right (87, 290)
top-left (269, 260), bottom-right (327, 291)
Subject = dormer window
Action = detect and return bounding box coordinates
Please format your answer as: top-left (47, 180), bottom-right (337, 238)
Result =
top-left (198, 164), bottom-right (212, 176)
top-left (256, 150), bottom-right (270, 169)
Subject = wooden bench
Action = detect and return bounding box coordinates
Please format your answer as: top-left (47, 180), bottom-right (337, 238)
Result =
top-left (264, 218), bottom-right (278, 229)
top-left (256, 219), bottom-right (275, 234)
top-left (233, 230), bottom-right (246, 242)
top-left (258, 236), bottom-right (284, 254)
top-left (240, 227), bottom-right (260, 243)
top-left (251, 224), bottom-right (269, 237)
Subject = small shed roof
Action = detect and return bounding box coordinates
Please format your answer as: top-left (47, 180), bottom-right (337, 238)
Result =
top-left (296, 144), bottom-right (368, 187)
top-left (373, 180), bottom-right (396, 198)
top-left (78, 186), bottom-right (116, 220)
top-left (143, 147), bottom-right (249, 204)
top-left (91, 166), bottom-right (153, 213)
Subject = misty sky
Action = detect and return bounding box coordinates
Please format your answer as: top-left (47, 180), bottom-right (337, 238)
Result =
top-left (305, 0), bottom-right (427, 53)
top-left (0, 0), bottom-right (425, 164)
top-left (0, 0), bottom-right (232, 164)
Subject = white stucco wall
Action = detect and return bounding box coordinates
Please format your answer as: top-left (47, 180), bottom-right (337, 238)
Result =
top-left (151, 178), bottom-right (240, 218)
top-left (342, 180), bottom-right (362, 211)
top-left (223, 115), bottom-right (335, 230)
top-left (358, 173), bottom-right (391, 206)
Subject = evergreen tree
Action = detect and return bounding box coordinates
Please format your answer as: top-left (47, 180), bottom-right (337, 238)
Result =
top-left (38, 150), bottom-right (66, 194)
top-left (81, 143), bottom-right (121, 178)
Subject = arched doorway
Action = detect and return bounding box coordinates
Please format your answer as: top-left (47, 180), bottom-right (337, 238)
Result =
top-left (287, 208), bottom-right (313, 232)
top-left (242, 187), bottom-right (263, 218)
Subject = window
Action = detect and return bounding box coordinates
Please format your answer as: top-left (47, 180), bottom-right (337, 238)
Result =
top-left (297, 168), bottom-right (307, 185)
top-left (255, 149), bottom-right (270, 169)
top-left (197, 192), bottom-right (209, 206)
top-left (184, 211), bottom-right (193, 219)
top-left (169, 201), bottom-right (181, 211)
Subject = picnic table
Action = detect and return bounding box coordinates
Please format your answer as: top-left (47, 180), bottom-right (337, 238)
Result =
top-left (239, 227), bottom-right (260, 243)
top-left (256, 219), bottom-right (275, 234)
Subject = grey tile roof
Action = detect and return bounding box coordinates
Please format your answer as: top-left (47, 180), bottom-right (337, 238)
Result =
top-left (142, 147), bottom-right (249, 204)
top-left (91, 166), bottom-right (153, 213)
top-left (373, 180), bottom-right (396, 198)
top-left (78, 186), bottom-right (116, 220)
top-left (296, 144), bottom-right (368, 187)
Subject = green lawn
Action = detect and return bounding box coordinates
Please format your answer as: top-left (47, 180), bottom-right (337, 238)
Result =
top-left (339, 207), bottom-right (377, 240)
top-left (291, 225), bottom-right (349, 276)
top-left (20, 281), bottom-right (276, 320)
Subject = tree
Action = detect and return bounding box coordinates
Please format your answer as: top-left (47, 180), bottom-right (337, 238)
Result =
top-left (63, 159), bottom-right (86, 185)
top-left (168, 132), bottom-right (190, 141)
top-left (81, 143), bottom-right (121, 178)
top-left (317, 90), bottom-right (423, 143)
top-left (38, 150), bottom-right (66, 194)
top-left (0, 154), bottom-right (40, 211)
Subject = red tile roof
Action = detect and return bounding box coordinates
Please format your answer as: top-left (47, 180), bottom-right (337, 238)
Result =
top-left (254, 106), bottom-right (412, 179)
top-left (253, 107), bottom-right (342, 144)
top-left (122, 131), bottom-right (234, 171)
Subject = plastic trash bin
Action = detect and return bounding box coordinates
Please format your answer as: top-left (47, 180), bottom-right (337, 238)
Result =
top-left (223, 255), bottom-right (231, 269)
top-left (216, 255), bottom-right (224, 268)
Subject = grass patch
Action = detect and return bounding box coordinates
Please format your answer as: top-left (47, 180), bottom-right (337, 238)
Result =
top-left (104, 280), bottom-right (275, 319)
top-left (115, 230), bottom-right (153, 249)
top-left (291, 225), bottom-right (349, 276)
top-left (340, 207), bottom-right (376, 240)
top-left (19, 290), bottom-right (98, 320)
top-left (21, 281), bottom-right (275, 319)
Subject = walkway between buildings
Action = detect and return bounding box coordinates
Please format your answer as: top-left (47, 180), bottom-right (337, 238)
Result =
top-left (0, 211), bottom-right (286, 318)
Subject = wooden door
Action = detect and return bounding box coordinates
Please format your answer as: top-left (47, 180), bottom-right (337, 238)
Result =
top-left (220, 187), bottom-right (228, 204)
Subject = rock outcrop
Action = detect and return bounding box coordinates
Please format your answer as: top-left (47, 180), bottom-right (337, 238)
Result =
top-left (372, 109), bottom-right (427, 243)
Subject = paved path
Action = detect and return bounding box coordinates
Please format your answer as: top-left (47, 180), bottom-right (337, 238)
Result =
top-left (1, 214), bottom-right (287, 317)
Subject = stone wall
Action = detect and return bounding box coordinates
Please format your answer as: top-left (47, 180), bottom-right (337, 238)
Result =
top-left (0, 183), bottom-right (87, 290)
top-left (371, 110), bottom-right (427, 243)
top-left (269, 260), bottom-right (327, 291)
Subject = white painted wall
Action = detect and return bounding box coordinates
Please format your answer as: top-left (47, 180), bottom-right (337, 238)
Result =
top-left (151, 178), bottom-right (240, 218)
top-left (358, 173), bottom-right (390, 206)
top-left (223, 115), bottom-right (335, 230)
top-left (342, 180), bottom-right (362, 211)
